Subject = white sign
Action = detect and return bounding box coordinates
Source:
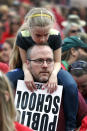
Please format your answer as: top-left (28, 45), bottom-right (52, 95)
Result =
top-left (15, 80), bottom-right (63, 131)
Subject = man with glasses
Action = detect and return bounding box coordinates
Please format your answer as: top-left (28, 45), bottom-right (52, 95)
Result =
top-left (26, 45), bottom-right (54, 93)
top-left (7, 44), bottom-right (78, 131)
top-left (26, 44), bottom-right (78, 131)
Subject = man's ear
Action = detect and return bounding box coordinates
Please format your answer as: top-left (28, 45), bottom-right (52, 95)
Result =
top-left (26, 60), bottom-right (30, 69)
top-left (26, 60), bottom-right (29, 64)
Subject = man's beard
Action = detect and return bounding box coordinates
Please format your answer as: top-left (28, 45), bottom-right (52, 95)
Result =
top-left (33, 77), bottom-right (48, 83)
top-left (32, 73), bottom-right (50, 83)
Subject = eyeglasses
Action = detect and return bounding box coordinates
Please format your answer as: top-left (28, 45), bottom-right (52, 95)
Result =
top-left (70, 29), bottom-right (81, 33)
top-left (69, 60), bottom-right (87, 71)
top-left (28, 58), bottom-right (54, 65)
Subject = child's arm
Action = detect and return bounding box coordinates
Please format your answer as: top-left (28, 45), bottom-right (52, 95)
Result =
top-left (53, 47), bottom-right (61, 74)
top-left (19, 47), bottom-right (36, 91)
top-left (46, 48), bottom-right (61, 93)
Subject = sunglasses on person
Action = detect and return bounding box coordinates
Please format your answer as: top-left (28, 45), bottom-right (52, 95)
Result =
top-left (70, 29), bottom-right (81, 33)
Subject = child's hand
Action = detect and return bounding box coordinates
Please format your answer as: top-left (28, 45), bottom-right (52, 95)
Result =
top-left (24, 72), bottom-right (37, 92)
top-left (44, 73), bottom-right (58, 93)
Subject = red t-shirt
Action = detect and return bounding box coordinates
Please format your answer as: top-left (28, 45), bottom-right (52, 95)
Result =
top-left (79, 116), bottom-right (87, 131)
top-left (14, 122), bottom-right (34, 131)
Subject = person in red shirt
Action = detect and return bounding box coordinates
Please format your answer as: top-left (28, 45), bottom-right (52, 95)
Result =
top-left (15, 121), bottom-right (33, 131)
top-left (79, 116), bottom-right (87, 131)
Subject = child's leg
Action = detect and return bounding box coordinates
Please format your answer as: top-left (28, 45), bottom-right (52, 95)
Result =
top-left (58, 69), bottom-right (78, 131)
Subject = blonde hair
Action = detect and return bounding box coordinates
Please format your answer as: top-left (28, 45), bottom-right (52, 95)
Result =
top-left (19, 7), bottom-right (55, 32)
top-left (12, 7), bottom-right (55, 69)
top-left (9, 42), bottom-right (22, 69)
top-left (0, 71), bottom-right (16, 131)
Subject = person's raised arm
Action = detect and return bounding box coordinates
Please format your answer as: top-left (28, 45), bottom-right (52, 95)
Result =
top-left (53, 47), bottom-right (61, 74)
top-left (46, 47), bottom-right (61, 93)
top-left (19, 47), bottom-right (36, 92)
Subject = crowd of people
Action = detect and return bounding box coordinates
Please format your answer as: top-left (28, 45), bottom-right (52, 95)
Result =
top-left (0, 0), bottom-right (87, 131)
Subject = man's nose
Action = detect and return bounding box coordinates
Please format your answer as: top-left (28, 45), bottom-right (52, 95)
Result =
top-left (42, 61), bottom-right (48, 67)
